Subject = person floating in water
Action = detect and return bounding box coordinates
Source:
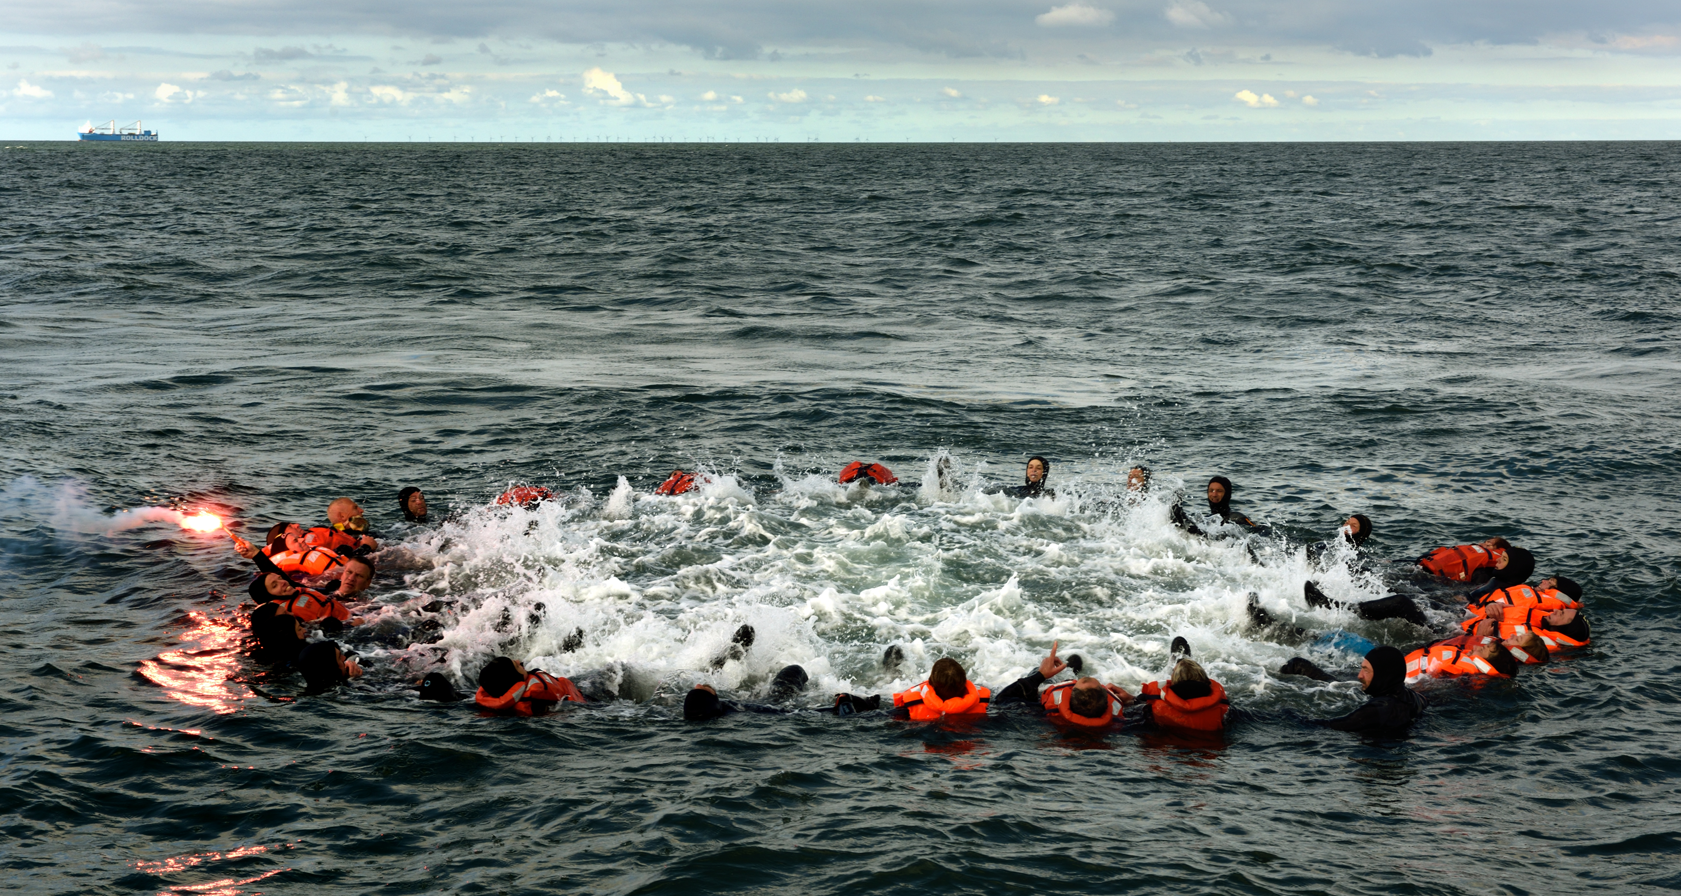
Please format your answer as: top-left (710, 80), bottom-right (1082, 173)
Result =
top-left (839, 461), bottom-right (898, 487)
top-left (1283, 646), bottom-right (1426, 738)
top-left (655, 470), bottom-right (699, 495)
top-left (474, 656), bottom-right (587, 715)
top-left (1172, 476), bottom-right (1260, 536)
top-left (297, 640), bottom-right (363, 695)
top-left (682, 665), bottom-right (812, 721)
top-left (1414, 537), bottom-right (1510, 585)
top-left (1135, 642), bottom-right (1230, 734)
top-left (397, 486), bottom-right (428, 522)
top-left (834, 656), bottom-right (991, 721)
top-left (992, 642), bottom-right (1131, 728)
top-left (1001, 456), bottom-right (1053, 499)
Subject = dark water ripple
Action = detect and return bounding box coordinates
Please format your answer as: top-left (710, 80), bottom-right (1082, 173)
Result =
top-left (3, 141), bottom-right (1681, 894)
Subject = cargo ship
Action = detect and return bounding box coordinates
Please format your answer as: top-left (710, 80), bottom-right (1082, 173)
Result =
top-left (79, 120), bottom-right (159, 142)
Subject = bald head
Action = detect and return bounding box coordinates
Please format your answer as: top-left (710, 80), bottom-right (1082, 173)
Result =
top-left (327, 498), bottom-right (363, 524)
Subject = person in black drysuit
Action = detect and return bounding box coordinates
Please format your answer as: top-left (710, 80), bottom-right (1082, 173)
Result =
top-left (1002, 456), bottom-right (1054, 499)
top-left (682, 665), bottom-right (813, 720)
top-left (1284, 645), bottom-right (1425, 737)
top-left (1457, 547), bottom-right (1536, 607)
top-left (1172, 476), bottom-right (1262, 536)
top-left (1307, 514), bottom-right (1374, 564)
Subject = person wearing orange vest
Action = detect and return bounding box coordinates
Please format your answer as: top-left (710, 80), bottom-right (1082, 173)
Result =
top-left (655, 470), bottom-right (700, 495)
top-left (1528, 606), bottom-right (1592, 651)
top-left (1415, 537), bottom-right (1510, 584)
top-left (1461, 574), bottom-right (1582, 635)
top-left (834, 657), bottom-right (992, 721)
top-left (988, 642), bottom-right (1131, 728)
top-left (474, 656), bottom-right (587, 715)
top-left (1138, 654), bottom-right (1230, 733)
top-left (1403, 633), bottom-right (1520, 683)
top-left (839, 462), bottom-right (899, 487)
top-left (496, 485), bottom-right (555, 509)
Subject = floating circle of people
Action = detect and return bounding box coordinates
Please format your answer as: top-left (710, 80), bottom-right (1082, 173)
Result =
top-left (186, 455), bottom-right (1590, 738)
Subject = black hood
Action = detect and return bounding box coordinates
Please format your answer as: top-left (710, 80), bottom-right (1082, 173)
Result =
top-left (397, 486), bottom-right (425, 522)
top-left (1496, 547), bottom-right (1535, 586)
top-left (684, 688), bottom-right (726, 721)
top-left (298, 641), bottom-right (346, 694)
top-left (1207, 476), bottom-right (1234, 517)
top-left (1348, 514), bottom-right (1373, 547)
top-left (1363, 645), bottom-right (1408, 698)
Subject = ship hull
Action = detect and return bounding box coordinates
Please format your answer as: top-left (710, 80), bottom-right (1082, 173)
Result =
top-left (79, 133), bottom-right (159, 142)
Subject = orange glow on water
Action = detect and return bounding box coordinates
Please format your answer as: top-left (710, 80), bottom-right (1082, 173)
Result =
top-left (135, 611), bottom-right (252, 715)
top-left (133, 844), bottom-right (289, 896)
top-left (180, 511), bottom-right (224, 532)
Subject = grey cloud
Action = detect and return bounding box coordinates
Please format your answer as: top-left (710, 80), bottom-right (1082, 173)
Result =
top-left (254, 45), bottom-right (312, 61)
top-left (208, 69), bottom-right (261, 80)
top-left (421, 53), bottom-right (443, 64)
top-left (61, 42), bottom-right (106, 62)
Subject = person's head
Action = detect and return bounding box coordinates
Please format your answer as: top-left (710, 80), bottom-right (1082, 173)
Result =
top-left (1543, 575), bottom-right (1583, 601)
top-left (327, 498), bottom-right (364, 525)
top-left (1344, 514), bottom-right (1374, 547)
top-left (248, 572), bottom-right (296, 603)
top-left (398, 486), bottom-right (427, 522)
top-left (1068, 679), bottom-right (1108, 718)
top-left (1503, 631), bottom-right (1549, 664)
top-left (338, 556), bottom-right (375, 596)
top-left (418, 671), bottom-right (460, 702)
top-left (1171, 658), bottom-right (1208, 686)
top-left (1026, 456), bottom-right (1049, 484)
top-left (684, 685), bottom-right (726, 721)
top-left (477, 656), bottom-right (526, 696)
top-left (1543, 608), bottom-right (1591, 643)
top-left (298, 640), bottom-right (360, 692)
top-left (1207, 476), bottom-right (1233, 509)
top-left (1496, 547), bottom-right (1535, 585)
top-left (265, 522), bottom-right (299, 548)
top-left (1470, 639), bottom-right (1520, 677)
top-left (1361, 646), bottom-right (1406, 696)
top-left (928, 657), bottom-right (968, 700)
top-left (1480, 536), bottom-right (1512, 556)
top-left (1126, 465), bottom-right (1150, 492)
top-left (251, 602), bottom-right (306, 645)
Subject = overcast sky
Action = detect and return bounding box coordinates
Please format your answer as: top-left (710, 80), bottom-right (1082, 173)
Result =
top-left (3, 0), bottom-right (1679, 141)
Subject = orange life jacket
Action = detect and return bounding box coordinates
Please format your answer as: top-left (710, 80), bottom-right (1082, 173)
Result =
top-left (280, 589), bottom-right (351, 624)
top-left (1404, 636), bottom-right (1509, 682)
top-left (655, 470), bottom-right (697, 495)
top-left (1462, 585), bottom-right (1578, 634)
top-left (1534, 622), bottom-right (1590, 651)
top-left (839, 462), bottom-right (898, 486)
top-left (1418, 544), bottom-right (1503, 582)
top-left (1039, 682), bottom-right (1127, 727)
top-left (892, 680), bottom-right (989, 721)
top-left (474, 670), bottom-right (587, 715)
top-left (1535, 586), bottom-right (1583, 610)
top-left (268, 547), bottom-right (345, 578)
top-left (496, 486), bottom-right (553, 509)
top-left (302, 526), bottom-right (360, 552)
top-left (1139, 679), bottom-right (1230, 732)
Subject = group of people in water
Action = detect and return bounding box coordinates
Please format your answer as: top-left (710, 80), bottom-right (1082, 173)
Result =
top-left (225, 456), bottom-right (1594, 740)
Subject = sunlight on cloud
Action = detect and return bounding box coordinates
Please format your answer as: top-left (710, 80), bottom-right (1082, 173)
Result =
top-left (942, 87), bottom-right (962, 98)
top-left (864, 94), bottom-right (886, 102)
top-left (1234, 89), bottom-right (1278, 107)
top-left (1302, 95), bottom-right (1319, 106)
top-left (701, 90), bottom-right (717, 100)
top-left (583, 67), bottom-right (636, 106)
top-left (1164, 1), bottom-right (1230, 29)
top-left (1037, 94), bottom-right (1059, 105)
top-left (1036, 4), bottom-right (1114, 28)
top-left (769, 88), bottom-right (807, 103)
top-left (372, 85), bottom-right (413, 104)
top-left (15, 79), bottom-right (53, 99)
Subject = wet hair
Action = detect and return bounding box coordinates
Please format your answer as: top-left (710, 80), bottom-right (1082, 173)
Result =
top-left (768, 664), bottom-right (809, 703)
top-left (477, 657), bottom-right (523, 697)
top-left (1548, 613), bottom-right (1591, 643)
top-left (398, 486), bottom-right (423, 522)
top-left (1127, 465), bottom-right (1151, 490)
top-left (1169, 659), bottom-right (1214, 700)
top-left (1497, 547), bottom-right (1535, 586)
top-left (344, 555), bottom-right (376, 578)
top-left (1349, 514), bottom-right (1373, 547)
top-left (1550, 576), bottom-right (1584, 602)
top-left (1485, 643), bottom-right (1520, 678)
top-left (418, 672), bottom-right (460, 702)
top-left (1069, 685), bottom-right (1108, 719)
top-left (929, 657), bottom-right (968, 701)
top-left (1508, 632), bottom-right (1549, 664)
top-left (1363, 646), bottom-right (1407, 697)
top-left (265, 522), bottom-right (293, 547)
top-left (1171, 658), bottom-right (1208, 685)
top-left (1486, 537), bottom-right (1512, 552)
top-left (1027, 456), bottom-right (1050, 479)
top-left (297, 640), bottom-right (348, 693)
top-left (684, 687), bottom-right (726, 721)
top-left (249, 602), bottom-right (301, 656)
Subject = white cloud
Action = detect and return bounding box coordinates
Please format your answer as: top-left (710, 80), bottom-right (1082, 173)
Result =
top-left (530, 88), bottom-right (567, 104)
top-left (729, 95), bottom-right (743, 104)
top-left (1284, 90), bottom-right (1297, 98)
top-left (436, 85), bottom-right (473, 104)
top-left (14, 79), bottom-right (52, 99)
top-left (371, 85), bottom-right (413, 104)
top-left (864, 95), bottom-right (886, 102)
top-left (154, 82), bottom-right (182, 102)
top-left (1036, 4), bottom-right (1114, 27)
top-left (1302, 94), bottom-right (1319, 106)
top-left (941, 87), bottom-right (962, 98)
top-left (1233, 89), bottom-right (1278, 107)
top-left (328, 81), bottom-right (351, 106)
top-left (582, 66), bottom-right (635, 105)
top-left (1164, 1), bottom-right (1230, 29)
top-left (769, 88), bottom-right (807, 103)
top-left (700, 90), bottom-right (718, 101)
top-left (1037, 94), bottom-right (1059, 105)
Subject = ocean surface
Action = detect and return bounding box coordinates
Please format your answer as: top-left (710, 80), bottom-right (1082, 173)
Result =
top-left (2, 140), bottom-right (1679, 895)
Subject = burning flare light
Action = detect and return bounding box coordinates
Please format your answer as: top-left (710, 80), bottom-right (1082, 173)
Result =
top-left (179, 511), bottom-right (224, 533)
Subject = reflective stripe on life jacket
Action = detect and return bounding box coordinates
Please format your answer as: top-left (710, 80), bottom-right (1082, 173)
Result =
top-left (655, 470), bottom-right (697, 496)
top-left (891, 680), bottom-right (990, 721)
top-left (280, 589), bottom-right (351, 624)
top-left (302, 526), bottom-right (360, 552)
top-left (268, 547), bottom-right (345, 578)
top-left (1139, 679), bottom-right (1229, 732)
top-left (1418, 544), bottom-right (1502, 582)
top-left (839, 462), bottom-right (898, 486)
top-left (496, 487), bottom-right (554, 509)
top-left (1535, 626), bottom-right (1590, 651)
top-left (1404, 639), bottom-right (1506, 682)
top-left (1535, 587), bottom-right (1582, 610)
top-left (1040, 682), bottom-right (1125, 727)
top-left (475, 670), bottom-right (587, 715)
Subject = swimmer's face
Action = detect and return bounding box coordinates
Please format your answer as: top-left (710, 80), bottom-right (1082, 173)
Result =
top-left (1494, 551), bottom-right (1510, 570)
top-left (264, 574), bottom-right (296, 599)
top-left (1207, 481), bottom-right (1227, 504)
top-left (1548, 607), bottom-right (1578, 627)
top-left (1357, 659), bottom-right (1374, 689)
top-left (406, 491), bottom-right (427, 517)
top-left (1126, 468), bottom-right (1147, 490)
top-left (1344, 516), bottom-right (1362, 538)
top-left (1538, 577), bottom-right (1557, 592)
top-left (340, 561), bottom-right (373, 595)
top-left (1471, 641), bottom-right (1500, 662)
top-left (1026, 459), bottom-right (1046, 483)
